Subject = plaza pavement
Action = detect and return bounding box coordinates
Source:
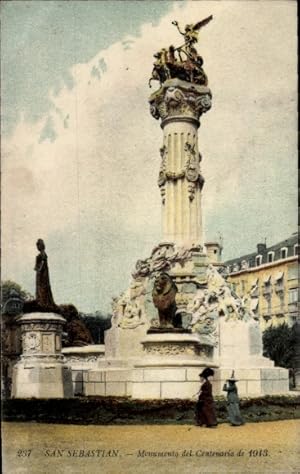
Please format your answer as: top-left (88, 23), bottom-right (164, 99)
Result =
top-left (2, 420), bottom-right (299, 473)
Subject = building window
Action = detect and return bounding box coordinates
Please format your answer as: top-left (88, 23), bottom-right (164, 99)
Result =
top-left (250, 298), bottom-right (259, 314)
top-left (263, 275), bottom-right (271, 285)
top-left (294, 244), bottom-right (299, 256)
top-left (279, 294), bottom-right (284, 311)
top-left (288, 264), bottom-right (298, 280)
top-left (274, 272), bottom-right (284, 293)
top-left (289, 288), bottom-right (299, 304)
top-left (280, 247), bottom-right (288, 259)
top-left (263, 275), bottom-right (272, 296)
top-left (250, 279), bottom-right (259, 297)
top-left (256, 255), bottom-right (262, 266)
top-left (267, 251), bottom-right (274, 263)
top-left (241, 260), bottom-right (249, 270)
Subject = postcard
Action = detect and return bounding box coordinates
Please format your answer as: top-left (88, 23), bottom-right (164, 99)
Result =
top-left (1, 1), bottom-right (298, 473)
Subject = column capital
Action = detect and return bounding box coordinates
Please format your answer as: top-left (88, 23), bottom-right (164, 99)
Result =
top-left (149, 78), bottom-right (212, 123)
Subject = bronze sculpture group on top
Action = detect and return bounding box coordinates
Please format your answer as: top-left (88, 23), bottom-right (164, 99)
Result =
top-left (149, 15), bottom-right (213, 88)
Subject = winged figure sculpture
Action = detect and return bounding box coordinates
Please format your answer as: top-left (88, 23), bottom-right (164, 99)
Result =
top-left (172, 15), bottom-right (213, 49)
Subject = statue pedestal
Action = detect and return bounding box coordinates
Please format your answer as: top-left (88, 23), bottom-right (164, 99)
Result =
top-left (93, 257), bottom-right (291, 399)
top-left (130, 332), bottom-right (215, 399)
top-left (12, 312), bottom-right (73, 399)
top-left (80, 318), bottom-right (289, 399)
top-left (213, 319), bottom-right (289, 396)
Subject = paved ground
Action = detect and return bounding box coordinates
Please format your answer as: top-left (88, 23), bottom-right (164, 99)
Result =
top-left (2, 420), bottom-right (299, 474)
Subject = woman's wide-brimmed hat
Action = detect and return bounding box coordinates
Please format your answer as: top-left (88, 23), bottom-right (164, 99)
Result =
top-left (199, 367), bottom-right (215, 379)
top-left (227, 370), bottom-right (238, 382)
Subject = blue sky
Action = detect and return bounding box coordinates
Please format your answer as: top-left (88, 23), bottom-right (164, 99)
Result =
top-left (2, 1), bottom-right (297, 312)
top-left (1, 1), bottom-right (174, 135)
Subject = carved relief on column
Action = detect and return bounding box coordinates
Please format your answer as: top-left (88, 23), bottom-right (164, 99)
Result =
top-left (184, 142), bottom-right (205, 201)
top-left (158, 145), bottom-right (167, 204)
top-left (158, 142), bottom-right (194, 204)
top-left (149, 79), bottom-right (212, 122)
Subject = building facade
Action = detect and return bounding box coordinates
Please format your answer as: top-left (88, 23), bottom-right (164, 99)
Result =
top-left (225, 233), bottom-right (299, 330)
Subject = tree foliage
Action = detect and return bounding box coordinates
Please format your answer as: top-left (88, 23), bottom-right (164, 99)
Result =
top-left (81, 313), bottom-right (112, 344)
top-left (263, 323), bottom-right (294, 368)
top-left (1, 280), bottom-right (32, 306)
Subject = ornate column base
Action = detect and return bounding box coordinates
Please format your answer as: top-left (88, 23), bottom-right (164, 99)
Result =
top-left (11, 312), bottom-right (73, 399)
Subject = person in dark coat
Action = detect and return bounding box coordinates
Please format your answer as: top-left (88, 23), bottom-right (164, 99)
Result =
top-left (223, 371), bottom-right (244, 426)
top-left (195, 367), bottom-right (218, 427)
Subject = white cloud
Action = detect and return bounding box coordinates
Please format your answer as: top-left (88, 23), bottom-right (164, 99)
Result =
top-left (2, 1), bottom-right (297, 312)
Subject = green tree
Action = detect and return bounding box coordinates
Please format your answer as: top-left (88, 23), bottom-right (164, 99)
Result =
top-left (1, 280), bottom-right (32, 306)
top-left (263, 323), bottom-right (294, 368)
top-left (80, 312), bottom-right (112, 344)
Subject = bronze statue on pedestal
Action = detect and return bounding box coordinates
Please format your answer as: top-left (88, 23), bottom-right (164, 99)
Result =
top-left (34, 238), bottom-right (56, 310)
top-left (149, 15), bottom-right (212, 88)
top-left (151, 273), bottom-right (182, 331)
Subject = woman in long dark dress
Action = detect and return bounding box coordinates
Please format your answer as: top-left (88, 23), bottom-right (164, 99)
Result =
top-left (34, 239), bottom-right (56, 310)
top-left (195, 367), bottom-right (218, 427)
top-left (223, 371), bottom-right (244, 426)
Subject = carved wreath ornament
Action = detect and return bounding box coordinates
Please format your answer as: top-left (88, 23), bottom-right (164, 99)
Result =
top-left (22, 332), bottom-right (41, 353)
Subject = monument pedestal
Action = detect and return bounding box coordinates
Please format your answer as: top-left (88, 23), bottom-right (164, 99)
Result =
top-left (78, 316), bottom-right (289, 398)
top-left (130, 332), bottom-right (215, 399)
top-left (12, 312), bottom-right (73, 398)
top-left (213, 319), bottom-right (289, 396)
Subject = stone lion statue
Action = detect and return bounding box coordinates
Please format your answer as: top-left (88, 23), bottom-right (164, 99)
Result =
top-left (152, 273), bottom-right (182, 329)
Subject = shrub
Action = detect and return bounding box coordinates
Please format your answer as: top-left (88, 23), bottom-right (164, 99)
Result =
top-left (263, 323), bottom-right (294, 368)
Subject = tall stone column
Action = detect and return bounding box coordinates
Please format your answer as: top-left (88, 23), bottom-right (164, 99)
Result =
top-left (149, 78), bottom-right (212, 248)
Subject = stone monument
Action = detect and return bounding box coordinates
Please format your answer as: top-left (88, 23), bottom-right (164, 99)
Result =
top-left (81, 18), bottom-right (289, 398)
top-left (12, 240), bottom-right (73, 398)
